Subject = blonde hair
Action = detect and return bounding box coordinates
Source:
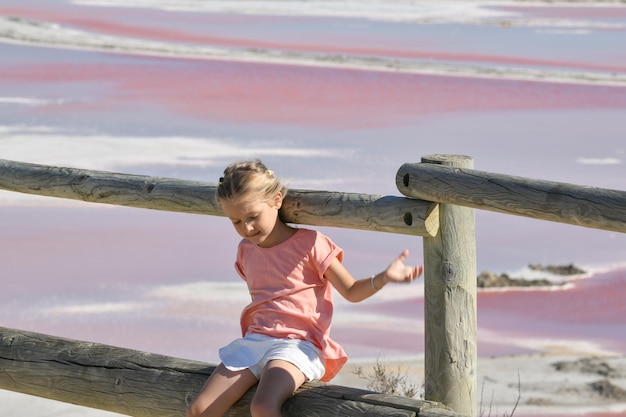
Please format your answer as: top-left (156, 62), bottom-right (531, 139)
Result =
top-left (217, 160), bottom-right (286, 204)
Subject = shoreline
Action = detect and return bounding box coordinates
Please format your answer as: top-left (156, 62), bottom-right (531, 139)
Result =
top-left (2, 3), bottom-right (626, 86)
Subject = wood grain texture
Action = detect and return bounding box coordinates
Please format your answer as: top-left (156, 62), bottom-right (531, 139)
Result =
top-left (420, 155), bottom-right (477, 417)
top-left (0, 159), bottom-right (438, 236)
top-left (282, 190), bottom-right (438, 237)
top-left (396, 158), bottom-right (626, 233)
top-left (0, 326), bottom-right (467, 417)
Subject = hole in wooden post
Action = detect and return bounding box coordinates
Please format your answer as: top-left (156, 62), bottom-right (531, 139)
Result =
top-left (404, 212), bottom-right (413, 226)
top-left (403, 173), bottom-right (410, 187)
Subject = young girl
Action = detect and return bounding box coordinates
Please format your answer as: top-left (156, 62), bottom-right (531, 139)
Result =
top-left (187, 160), bottom-right (423, 417)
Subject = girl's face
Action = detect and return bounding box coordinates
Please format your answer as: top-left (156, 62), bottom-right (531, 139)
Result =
top-left (220, 192), bottom-right (283, 248)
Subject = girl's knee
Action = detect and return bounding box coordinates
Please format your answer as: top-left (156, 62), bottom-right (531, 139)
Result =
top-left (187, 399), bottom-right (218, 417)
top-left (250, 396), bottom-right (281, 417)
top-left (186, 402), bottom-right (204, 417)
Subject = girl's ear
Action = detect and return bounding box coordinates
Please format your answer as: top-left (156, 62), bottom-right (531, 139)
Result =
top-left (272, 191), bottom-right (284, 209)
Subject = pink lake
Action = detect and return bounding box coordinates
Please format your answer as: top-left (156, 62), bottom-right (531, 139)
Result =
top-left (1, 1), bottom-right (625, 415)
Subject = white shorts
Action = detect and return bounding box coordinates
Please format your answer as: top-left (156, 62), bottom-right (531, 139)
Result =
top-left (219, 333), bottom-right (325, 381)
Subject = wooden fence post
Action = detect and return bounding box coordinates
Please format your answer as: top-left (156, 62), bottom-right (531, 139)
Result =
top-left (398, 154), bottom-right (477, 416)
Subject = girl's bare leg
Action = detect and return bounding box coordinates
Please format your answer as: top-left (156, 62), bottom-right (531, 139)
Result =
top-left (250, 359), bottom-right (307, 417)
top-left (187, 363), bottom-right (258, 417)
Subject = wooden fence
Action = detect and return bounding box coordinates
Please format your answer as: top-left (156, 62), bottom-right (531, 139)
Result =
top-left (1, 154), bottom-right (625, 417)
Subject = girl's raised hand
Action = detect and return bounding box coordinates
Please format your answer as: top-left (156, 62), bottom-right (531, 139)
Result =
top-left (384, 250), bottom-right (424, 284)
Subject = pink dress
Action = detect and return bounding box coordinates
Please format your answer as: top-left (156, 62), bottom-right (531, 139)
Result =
top-left (235, 228), bottom-right (347, 382)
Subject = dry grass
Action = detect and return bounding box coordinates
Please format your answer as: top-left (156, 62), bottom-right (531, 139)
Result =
top-left (354, 358), bottom-right (521, 417)
top-left (480, 371), bottom-right (520, 417)
top-left (352, 357), bottom-right (423, 399)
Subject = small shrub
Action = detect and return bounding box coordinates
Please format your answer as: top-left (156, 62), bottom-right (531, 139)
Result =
top-left (353, 357), bottom-right (423, 399)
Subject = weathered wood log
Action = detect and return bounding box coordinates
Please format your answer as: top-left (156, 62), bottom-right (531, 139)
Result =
top-left (0, 326), bottom-right (465, 417)
top-left (0, 159), bottom-right (438, 237)
top-left (282, 190), bottom-right (438, 236)
top-left (396, 159), bottom-right (626, 233)
top-left (418, 155), bottom-right (477, 417)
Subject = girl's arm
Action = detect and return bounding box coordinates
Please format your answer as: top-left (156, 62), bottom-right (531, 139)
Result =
top-left (324, 250), bottom-right (423, 303)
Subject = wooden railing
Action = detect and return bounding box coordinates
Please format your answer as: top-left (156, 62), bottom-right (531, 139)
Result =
top-left (1, 154), bottom-right (625, 417)
top-left (0, 326), bottom-right (461, 417)
top-left (396, 159), bottom-right (626, 233)
top-left (0, 158), bottom-right (438, 236)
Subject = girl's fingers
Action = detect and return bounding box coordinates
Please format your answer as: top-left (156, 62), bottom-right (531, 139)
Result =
top-left (388, 250), bottom-right (423, 283)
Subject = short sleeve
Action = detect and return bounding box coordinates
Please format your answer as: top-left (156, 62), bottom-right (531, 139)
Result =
top-left (313, 232), bottom-right (343, 279)
top-left (234, 239), bottom-right (248, 281)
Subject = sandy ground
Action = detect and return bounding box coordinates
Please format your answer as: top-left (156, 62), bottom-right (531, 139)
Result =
top-left (2, 353), bottom-right (625, 416)
top-left (333, 353), bottom-right (626, 416)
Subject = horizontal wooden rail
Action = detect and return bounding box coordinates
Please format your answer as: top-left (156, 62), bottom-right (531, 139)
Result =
top-left (396, 157), bottom-right (626, 233)
top-left (0, 326), bottom-right (463, 417)
top-left (0, 159), bottom-right (438, 237)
